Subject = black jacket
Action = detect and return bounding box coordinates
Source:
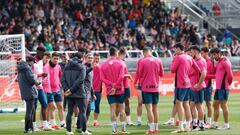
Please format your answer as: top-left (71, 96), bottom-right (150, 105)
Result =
top-left (61, 57), bottom-right (86, 98)
top-left (17, 61), bottom-right (38, 100)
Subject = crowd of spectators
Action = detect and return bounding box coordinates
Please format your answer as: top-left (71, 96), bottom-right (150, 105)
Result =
top-left (0, 0), bottom-right (239, 57)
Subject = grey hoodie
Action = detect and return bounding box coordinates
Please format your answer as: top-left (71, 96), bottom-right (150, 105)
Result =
top-left (61, 57), bottom-right (86, 98)
top-left (84, 63), bottom-right (94, 101)
top-left (17, 61), bottom-right (38, 100)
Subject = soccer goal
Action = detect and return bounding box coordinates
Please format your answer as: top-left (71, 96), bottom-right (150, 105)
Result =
top-left (0, 34), bottom-right (26, 113)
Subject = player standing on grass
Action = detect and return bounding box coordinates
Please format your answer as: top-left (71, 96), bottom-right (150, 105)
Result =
top-left (92, 53), bottom-right (102, 127)
top-left (189, 46), bottom-right (207, 131)
top-left (210, 48), bottom-right (233, 130)
top-left (164, 47), bottom-right (193, 127)
top-left (171, 44), bottom-right (200, 133)
top-left (118, 47), bottom-right (134, 125)
top-left (42, 52), bottom-right (51, 124)
top-left (48, 52), bottom-right (65, 129)
top-left (100, 47), bottom-right (127, 135)
top-left (32, 47), bottom-right (53, 131)
top-left (133, 57), bottom-right (144, 126)
top-left (136, 47), bottom-right (164, 134)
top-left (61, 53), bottom-right (89, 135)
top-left (201, 47), bottom-right (215, 128)
top-left (18, 56), bottom-right (40, 133)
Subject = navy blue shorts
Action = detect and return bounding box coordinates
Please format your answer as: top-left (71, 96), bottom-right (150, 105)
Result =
top-left (204, 87), bottom-right (213, 101)
top-left (46, 91), bottom-right (62, 103)
top-left (214, 89), bottom-right (229, 101)
top-left (35, 89), bottom-right (48, 109)
top-left (124, 87), bottom-right (131, 99)
top-left (46, 92), bottom-right (54, 103)
top-left (174, 88), bottom-right (190, 102)
top-left (94, 91), bottom-right (102, 114)
top-left (142, 92), bottom-right (159, 104)
top-left (107, 94), bottom-right (125, 104)
top-left (190, 89), bottom-right (205, 103)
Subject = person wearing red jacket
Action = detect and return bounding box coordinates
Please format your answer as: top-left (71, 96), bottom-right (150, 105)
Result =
top-left (210, 48), bottom-right (233, 130)
top-left (201, 47), bottom-right (215, 127)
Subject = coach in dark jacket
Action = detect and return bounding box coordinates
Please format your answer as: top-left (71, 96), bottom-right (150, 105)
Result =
top-left (61, 56), bottom-right (88, 134)
top-left (17, 57), bottom-right (39, 133)
top-left (18, 61), bottom-right (38, 100)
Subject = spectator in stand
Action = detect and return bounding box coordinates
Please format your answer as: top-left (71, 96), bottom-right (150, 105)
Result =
top-left (212, 2), bottom-right (221, 16)
top-left (0, 0), bottom-right (234, 55)
top-left (231, 40), bottom-right (240, 56)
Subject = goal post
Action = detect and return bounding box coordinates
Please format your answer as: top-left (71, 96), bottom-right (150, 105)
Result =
top-left (0, 34), bottom-right (26, 113)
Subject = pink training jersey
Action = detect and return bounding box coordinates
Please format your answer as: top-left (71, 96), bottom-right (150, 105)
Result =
top-left (189, 56), bottom-right (207, 91)
top-left (119, 59), bottom-right (130, 88)
top-left (100, 57), bottom-right (125, 95)
top-left (93, 64), bottom-right (101, 92)
top-left (134, 58), bottom-right (144, 86)
top-left (171, 52), bottom-right (200, 89)
top-left (215, 56), bottom-right (233, 90)
top-left (42, 63), bottom-right (51, 93)
top-left (49, 64), bottom-right (62, 92)
top-left (205, 57), bottom-right (215, 87)
top-left (138, 55), bottom-right (164, 93)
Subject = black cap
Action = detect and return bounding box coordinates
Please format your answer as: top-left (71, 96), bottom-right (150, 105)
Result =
top-left (26, 55), bottom-right (35, 63)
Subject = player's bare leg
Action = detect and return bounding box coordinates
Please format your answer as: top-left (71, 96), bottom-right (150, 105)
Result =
top-left (164, 104), bottom-right (178, 125)
top-left (125, 97), bottom-right (132, 125)
top-left (118, 103), bottom-right (128, 134)
top-left (195, 103), bottom-right (205, 130)
top-left (136, 91), bottom-right (142, 126)
top-left (175, 100), bottom-right (185, 132)
top-left (48, 102), bottom-right (58, 129)
top-left (206, 100), bottom-right (212, 127)
top-left (190, 101), bottom-right (198, 129)
top-left (152, 104), bottom-right (159, 133)
top-left (110, 104), bottom-right (118, 134)
top-left (219, 100), bottom-right (230, 130)
top-left (211, 100), bottom-right (220, 129)
top-left (56, 102), bottom-right (65, 127)
top-left (183, 101), bottom-right (192, 131)
top-left (145, 104), bottom-right (154, 133)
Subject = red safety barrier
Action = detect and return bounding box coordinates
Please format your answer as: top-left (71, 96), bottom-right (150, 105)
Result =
top-left (1, 71), bottom-right (240, 102)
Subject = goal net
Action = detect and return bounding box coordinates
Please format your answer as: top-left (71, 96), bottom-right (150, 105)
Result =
top-left (0, 34), bottom-right (26, 113)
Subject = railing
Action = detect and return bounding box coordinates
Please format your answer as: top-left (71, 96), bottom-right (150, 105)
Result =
top-left (196, 0), bottom-right (240, 16)
top-left (28, 50), bottom-right (173, 59)
top-left (172, 0), bottom-right (240, 40)
top-left (27, 48), bottom-right (232, 59)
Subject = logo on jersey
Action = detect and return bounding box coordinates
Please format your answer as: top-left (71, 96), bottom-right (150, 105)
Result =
top-left (109, 61), bottom-right (113, 65)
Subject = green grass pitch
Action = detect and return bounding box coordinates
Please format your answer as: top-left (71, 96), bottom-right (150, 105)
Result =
top-left (0, 94), bottom-right (239, 135)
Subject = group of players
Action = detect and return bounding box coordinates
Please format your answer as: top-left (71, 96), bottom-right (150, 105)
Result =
top-left (17, 43), bottom-right (233, 135)
top-left (165, 44), bottom-right (233, 133)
